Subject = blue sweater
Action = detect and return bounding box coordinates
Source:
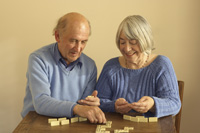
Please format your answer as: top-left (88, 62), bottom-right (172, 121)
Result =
top-left (21, 43), bottom-right (97, 118)
top-left (96, 56), bottom-right (181, 118)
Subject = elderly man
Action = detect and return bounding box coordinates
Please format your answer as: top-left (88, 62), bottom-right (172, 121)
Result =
top-left (21, 12), bottom-right (106, 123)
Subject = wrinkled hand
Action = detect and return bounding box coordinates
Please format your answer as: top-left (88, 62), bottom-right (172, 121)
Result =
top-left (129, 96), bottom-right (155, 113)
top-left (73, 104), bottom-right (106, 123)
top-left (78, 90), bottom-right (100, 106)
top-left (115, 98), bottom-right (132, 114)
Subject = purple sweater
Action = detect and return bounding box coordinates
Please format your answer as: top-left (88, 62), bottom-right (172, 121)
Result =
top-left (96, 55), bottom-right (181, 118)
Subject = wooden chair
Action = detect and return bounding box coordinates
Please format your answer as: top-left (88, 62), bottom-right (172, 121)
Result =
top-left (175, 80), bottom-right (184, 133)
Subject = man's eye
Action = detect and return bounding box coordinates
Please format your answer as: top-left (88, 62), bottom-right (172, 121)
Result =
top-left (70, 39), bottom-right (75, 43)
top-left (82, 41), bottom-right (87, 45)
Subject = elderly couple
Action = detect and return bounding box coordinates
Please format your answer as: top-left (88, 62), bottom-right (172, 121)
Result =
top-left (21, 12), bottom-right (181, 123)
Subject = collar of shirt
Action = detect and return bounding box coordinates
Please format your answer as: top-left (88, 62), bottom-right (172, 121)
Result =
top-left (54, 43), bottom-right (82, 71)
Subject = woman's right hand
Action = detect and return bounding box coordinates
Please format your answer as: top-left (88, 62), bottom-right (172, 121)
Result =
top-left (115, 98), bottom-right (132, 114)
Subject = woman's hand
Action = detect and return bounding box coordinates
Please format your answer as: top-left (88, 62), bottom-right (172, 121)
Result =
top-left (78, 90), bottom-right (100, 106)
top-left (129, 96), bottom-right (155, 113)
top-left (115, 98), bottom-right (132, 114)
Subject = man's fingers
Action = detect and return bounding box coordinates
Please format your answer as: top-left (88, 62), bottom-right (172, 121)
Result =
top-left (95, 112), bottom-right (103, 123)
top-left (87, 107), bottom-right (106, 124)
top-left (86, 100), bottom-right (100, 106)
top-left (77, 100), bottom-right (83, 105)
top-left (78, 99), bottom-right (99, 106)
top-left (98, 109), bottom-right (106, 123)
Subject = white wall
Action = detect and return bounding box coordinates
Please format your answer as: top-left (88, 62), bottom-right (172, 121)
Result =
top-left (0, 0), bottom-right (199, 132)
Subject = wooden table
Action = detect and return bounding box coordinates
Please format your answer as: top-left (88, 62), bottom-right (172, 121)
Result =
top-left (13, 111), bottom-right (175, 133)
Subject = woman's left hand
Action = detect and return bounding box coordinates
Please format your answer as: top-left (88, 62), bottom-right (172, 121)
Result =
top-left (78, 90), bottom-right (100, 106)
top-left (129, 96), bottom-right (155, 113)
top-left (115, 98), bottom-right (132, 114)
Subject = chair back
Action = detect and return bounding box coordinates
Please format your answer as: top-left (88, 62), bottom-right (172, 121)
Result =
top-left (175, 80), bottom-right (184, 133)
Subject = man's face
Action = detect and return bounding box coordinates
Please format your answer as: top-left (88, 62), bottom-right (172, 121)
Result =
top-left (56, 22), bottom-right (90, 65)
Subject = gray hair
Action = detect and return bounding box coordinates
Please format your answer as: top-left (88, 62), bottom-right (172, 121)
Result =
top-left (116, 15), bottom-right (154, 54)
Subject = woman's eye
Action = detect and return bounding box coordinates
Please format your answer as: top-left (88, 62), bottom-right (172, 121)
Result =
top-left (130, 40), bottom-right (137, 45)
top-left (120, 41), bottom-right (126, 45)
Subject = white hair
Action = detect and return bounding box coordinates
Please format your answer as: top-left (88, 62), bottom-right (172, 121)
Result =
top-left (116, 15), bottom-right (154, 54)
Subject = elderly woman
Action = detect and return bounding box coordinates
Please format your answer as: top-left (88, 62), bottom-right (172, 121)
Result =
top-left (96, 15), bottom-right (181, 118)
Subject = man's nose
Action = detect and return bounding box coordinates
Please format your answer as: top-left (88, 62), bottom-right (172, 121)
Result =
top-left (74, 42), bottom-right (82, 52)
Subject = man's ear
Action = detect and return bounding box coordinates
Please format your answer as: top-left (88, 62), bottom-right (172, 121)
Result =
top-left (55, 31), bottom-right (60, 43)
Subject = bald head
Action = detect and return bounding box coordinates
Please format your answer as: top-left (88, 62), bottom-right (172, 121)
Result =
top-left (53, 12), bottom-right (91, 36)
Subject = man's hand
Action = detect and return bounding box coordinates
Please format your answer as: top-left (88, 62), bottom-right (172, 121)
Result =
top-left (115, 98), bottom-right (132, 114)
top-left (129, 96), bottom-right (155, 113)
top-left (73, 104), bottom-right (106, 123)
top-left (78, 90), bottom-right (100, 106)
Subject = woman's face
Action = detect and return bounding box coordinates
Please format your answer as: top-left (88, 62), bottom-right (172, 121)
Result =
top-left (119, 31), bottom-right (143, 64)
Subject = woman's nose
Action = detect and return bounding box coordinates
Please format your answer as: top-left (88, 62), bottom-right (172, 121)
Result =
top-left (124, 44), bottom-right (131, 52)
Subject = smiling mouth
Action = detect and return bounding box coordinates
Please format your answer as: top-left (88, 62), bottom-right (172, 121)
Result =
top-left (125, 52), bottom-right (136, 57)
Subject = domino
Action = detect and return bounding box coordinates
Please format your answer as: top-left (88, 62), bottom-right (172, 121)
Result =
top-left (123, 115), bottom-right (131, 120)
top-left (138, 117), bottom-right (148, 122)
top-left (70, 117), bottom-right (79, 123)
top-left (130, 116), bottom-right (139, 122)
top-left (96, 126), bottom-right (106, 132)
top-left (106, 121), bottom-right (112, 124)
top-left (48, 118), bottom-right (57, 123)
top-left (96, 125), bottom-right (111, 129)
top-left (50, 121), bottom-right (60, 126)
top-left (96, 130), bottom-right (110, 133)
top-left (100, 128), bottom-right (106, 131)
top-left (119, 130), bottom-right (129, 132)
top-left (106, 121), bottom-right (112, 127)
top-left (96, 127), bottom-right (101, 133)
top-left (100, 131), bottom-right (110, 133)
top-left (61, 119), bottom-right (69, 125)
top-left (114, 130), bottom-right (119, 133)
top-left (87, 95), bottom-right (94, 98)
top-left (149, 117), bottom-right (158, 122)
top-left (124, 127), bottom-right (134, 130)
top-left (96, 124), bottom-right (112, 133)
top-left (114, 129), bottom-right (129, 133)
top-left (101, 125), bottom-right (111, 128)
top-left (96, 125), bottom-right (102, 128)
top-left (58, 117), bottom-right (67, 122)
top-left (79, 117), bottom-right (87, 122)
top-left (123, 129), bottom-right (129, 132)
top-left (136, 116), bottom-right (145, 118)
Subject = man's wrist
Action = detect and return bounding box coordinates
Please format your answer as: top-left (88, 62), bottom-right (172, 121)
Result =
top-left (73, 104), bottom-right (82, 115)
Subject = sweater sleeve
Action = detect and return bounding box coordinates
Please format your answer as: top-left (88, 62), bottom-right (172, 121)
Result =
top-left (28, 54), bottom-right (76, 118)
top-left (96, 63), bottom-right (116, 112)
top-left (152, 57), bottom-right (181, 118)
